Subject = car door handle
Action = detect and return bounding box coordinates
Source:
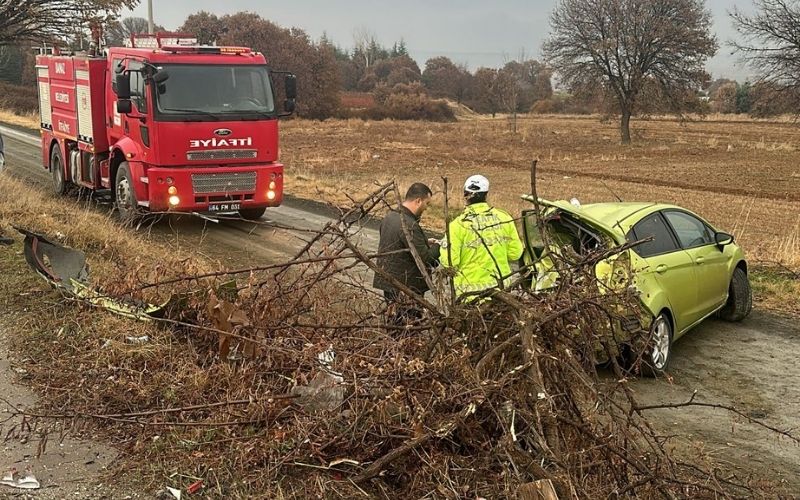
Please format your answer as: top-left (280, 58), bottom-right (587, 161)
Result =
top-left (655, 264), bottom-right (668, 274)
top-left (695, 256), bottom-right (705, 264)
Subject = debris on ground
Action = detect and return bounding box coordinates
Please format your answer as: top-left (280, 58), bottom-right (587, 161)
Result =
top-left (15, 227), bottom-right (168, 320)
top-left (0, 469), bottom-right (40, 490)
top-left (185, 480), bottom-right (203, 494)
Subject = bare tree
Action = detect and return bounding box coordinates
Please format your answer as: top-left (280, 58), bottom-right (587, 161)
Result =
top-left (731, 0), bottom-right (800, 97)
top-left (106, 16), bottom-right (164, 46)
top-left (496, 64), bottom-right (521, 132)
top-left (543, 0), bottom-right (717, 143)
top-left (352, 27), bottom-right (385, 70)
top-left (0, 0), bottom-right (138, 46)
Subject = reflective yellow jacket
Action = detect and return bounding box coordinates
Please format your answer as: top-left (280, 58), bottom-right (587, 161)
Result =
top-left (440, 202), bottom-right (523, 299)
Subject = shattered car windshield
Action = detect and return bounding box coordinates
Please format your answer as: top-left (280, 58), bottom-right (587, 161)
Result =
top-left (524, 210), bottom-right (606, 259)
top-left (155, 64), bottom-right (276, 119)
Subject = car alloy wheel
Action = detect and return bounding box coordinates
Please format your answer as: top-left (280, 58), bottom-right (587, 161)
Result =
top-left (648, 313), bottom-right (672, 373)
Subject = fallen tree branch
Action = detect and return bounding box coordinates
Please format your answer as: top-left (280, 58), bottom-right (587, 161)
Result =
top-left (634, 391), bottom-right (800, 444)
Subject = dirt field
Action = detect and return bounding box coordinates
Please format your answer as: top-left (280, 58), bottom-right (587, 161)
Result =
top-left (281, 115), bottom-right (799, 264)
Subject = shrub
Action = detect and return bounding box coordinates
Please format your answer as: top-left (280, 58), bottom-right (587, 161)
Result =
top-left (361, 83), bottom-right (454, 121)
top-left (531, 94), bottom-right (596, 115)
top-left (0, 81), bottom-right (38, 114)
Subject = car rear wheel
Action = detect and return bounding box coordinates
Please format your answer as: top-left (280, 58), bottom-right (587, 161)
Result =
top-left (239, 207), bottom-right (266, 221)
top-left (718, 267), bottom-right (752, 322)
top-left (51, 147), bottom-right (69, 196)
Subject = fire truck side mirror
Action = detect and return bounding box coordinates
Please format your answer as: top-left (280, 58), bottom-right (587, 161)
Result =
top-left (152, 70), bottom-right (169, 84)
top-left (283, 99), bottom-right (296, 114)
top-left (284, 74), bottom-right (297, 100)
top-left (117, 99), bottom-right (133, 114)
top-left (116, 72), bottom-right (131, 99)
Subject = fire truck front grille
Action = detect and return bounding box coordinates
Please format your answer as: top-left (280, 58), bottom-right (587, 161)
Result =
top-left (186, 149), bottom-right (258, 161)
top-left (191, 172), bottom-right (257, 194)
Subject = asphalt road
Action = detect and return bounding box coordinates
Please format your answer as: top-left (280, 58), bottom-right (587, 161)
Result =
top-left (0, 124), bottom-right (379, 268)
top-left (1, 124), bottom-right (798, 493)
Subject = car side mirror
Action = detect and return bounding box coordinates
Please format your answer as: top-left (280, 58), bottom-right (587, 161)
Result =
top-left (117, 99), bottom-right (132, 114)
top-left (116, 72), bottom-right (131, 99)
top-left (715, 231), bottom-right (734, 248)
top-left (152, 69), bottom-right (169, 84)
top-left (284, 73), bottom-right (297, 99)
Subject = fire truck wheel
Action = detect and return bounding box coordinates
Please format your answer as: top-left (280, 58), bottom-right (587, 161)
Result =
top-left (50, 147), bottom-right (69, 196)
top-left (238, 207), bottom-right (266, 220)
top-left (115, 162), bottom-right (141, 222)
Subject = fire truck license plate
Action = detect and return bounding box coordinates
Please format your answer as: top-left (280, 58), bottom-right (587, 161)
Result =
top-left (208, 203), bottom-right (241, 212)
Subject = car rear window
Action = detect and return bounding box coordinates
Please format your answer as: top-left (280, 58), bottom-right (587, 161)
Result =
top-left (628, 213), bottom-right (680, 258)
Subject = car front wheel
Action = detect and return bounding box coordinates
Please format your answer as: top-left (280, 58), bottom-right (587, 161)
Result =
top-left (115, 162), bottom-right (142, 223)
top-left (718, 267), bottom-right (752, 322)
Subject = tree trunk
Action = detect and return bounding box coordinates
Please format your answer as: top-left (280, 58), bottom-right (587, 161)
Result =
top-left (620, 108), bottom-right (632, 144)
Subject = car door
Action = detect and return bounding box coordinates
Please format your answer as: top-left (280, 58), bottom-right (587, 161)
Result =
top-left (628, 212), bottom-right (697, 333)
top-left (663, 210), bottom-right (730, 318)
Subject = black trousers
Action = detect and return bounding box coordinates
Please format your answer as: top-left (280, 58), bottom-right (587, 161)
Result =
top-left (383, 288), bottom-right (423, 326)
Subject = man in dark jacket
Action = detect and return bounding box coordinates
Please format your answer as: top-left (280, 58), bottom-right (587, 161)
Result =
top-left (373, 183), bottom-right (440, 324)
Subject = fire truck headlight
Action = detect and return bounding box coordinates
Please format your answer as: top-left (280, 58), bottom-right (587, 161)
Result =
top-left (268, 181), bottom-right (276, 190)
top-left (267, 190), bottom-right (276, 201)
top-left (168, 186), bottom-right (178, 195)
top-left (168, 195), bottom-right (180, 206)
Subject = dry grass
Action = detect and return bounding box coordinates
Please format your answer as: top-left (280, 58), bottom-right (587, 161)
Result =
top-left (0, 109), bottom-right (39, 130)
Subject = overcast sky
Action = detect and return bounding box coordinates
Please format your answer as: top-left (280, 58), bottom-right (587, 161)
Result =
top-left (125, 0), bottom-right (758, 81)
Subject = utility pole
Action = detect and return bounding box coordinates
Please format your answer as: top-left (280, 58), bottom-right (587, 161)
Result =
top-left (147, 0), bottom-right (154, 34)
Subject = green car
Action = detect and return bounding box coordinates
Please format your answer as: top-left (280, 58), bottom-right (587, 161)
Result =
top-left (521, 197), bottom-right (752, 375)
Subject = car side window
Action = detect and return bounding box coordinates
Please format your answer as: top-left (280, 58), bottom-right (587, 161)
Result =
top-left (628, 213), bottom-right (680, 258)
top-left (128, 61), bottom-right (147, 113)
top-left (663, 211), bottom-right (714, 249)
top-left (111, 58), bottom-right (122, 94)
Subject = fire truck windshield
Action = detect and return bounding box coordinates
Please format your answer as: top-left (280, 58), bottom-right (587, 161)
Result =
top-left (154, 64), bottom-right (276, 120)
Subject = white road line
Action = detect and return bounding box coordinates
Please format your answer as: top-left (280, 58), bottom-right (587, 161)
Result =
top-left (0, 125), bottom-right (39, 147)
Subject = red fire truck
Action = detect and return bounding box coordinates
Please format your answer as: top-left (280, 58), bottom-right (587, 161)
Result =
top-left (36, 33), bottom-right (296, 220)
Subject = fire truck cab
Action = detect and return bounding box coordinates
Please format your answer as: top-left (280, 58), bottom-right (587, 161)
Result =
top-left (36, 34), bottom-right (296, 220)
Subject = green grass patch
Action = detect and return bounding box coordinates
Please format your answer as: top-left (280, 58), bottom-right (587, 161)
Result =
top-left (750, 267), bottom-right (800, 318)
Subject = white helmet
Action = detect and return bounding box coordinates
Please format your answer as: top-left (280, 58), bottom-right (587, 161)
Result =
top-left (464, 174), bottom-right (489, 193)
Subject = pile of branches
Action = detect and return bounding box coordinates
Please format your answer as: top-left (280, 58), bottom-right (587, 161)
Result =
top-left (7, 178), bottom-right (776, 498)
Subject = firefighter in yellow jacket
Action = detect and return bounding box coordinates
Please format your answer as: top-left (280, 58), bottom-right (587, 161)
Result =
top-left (440, 175), bottom-right (523, 301)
